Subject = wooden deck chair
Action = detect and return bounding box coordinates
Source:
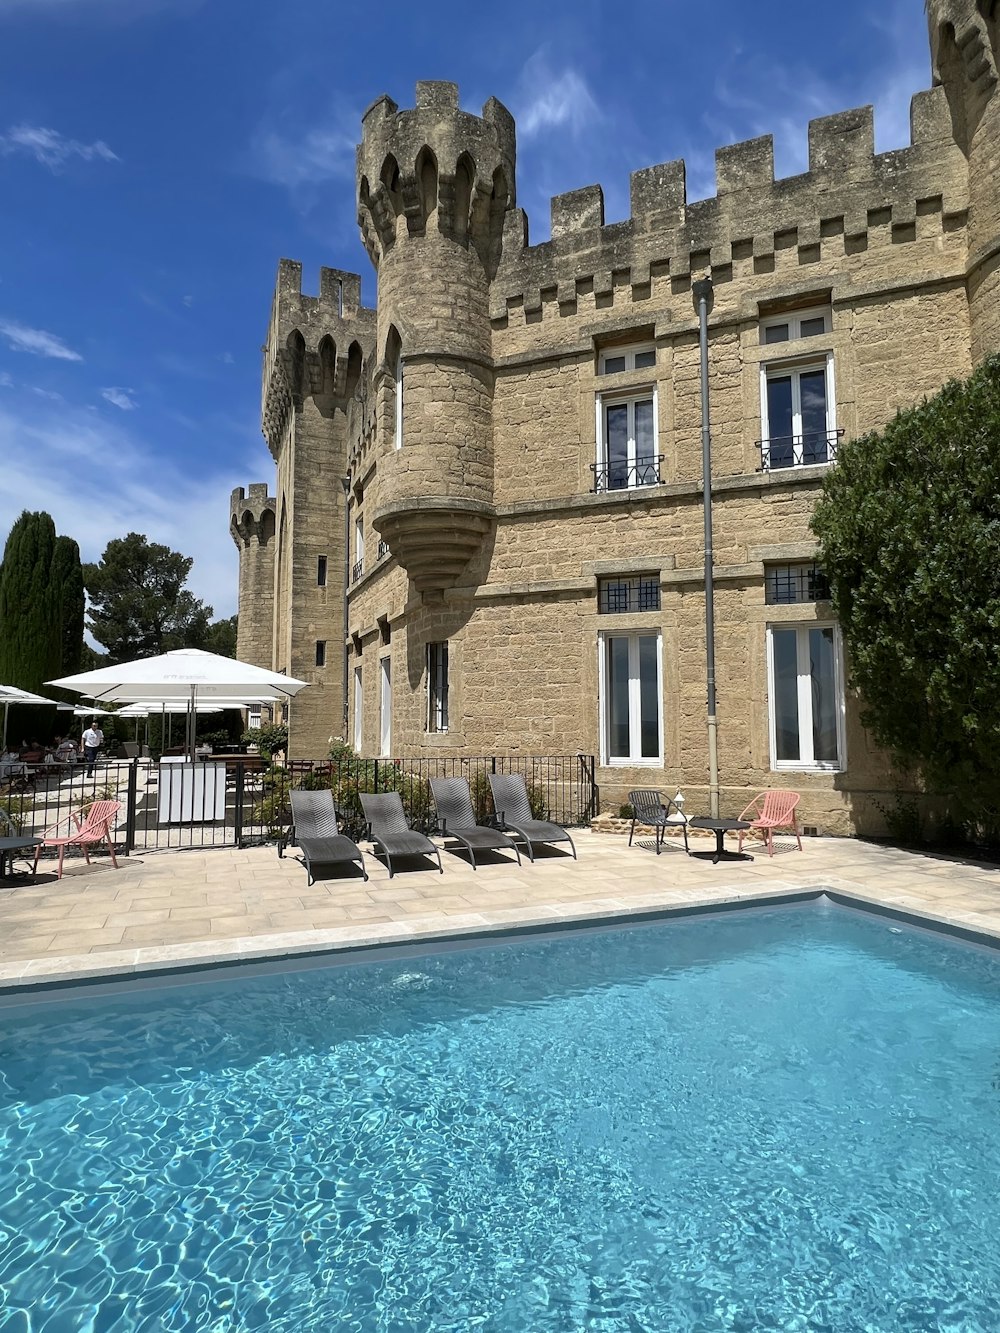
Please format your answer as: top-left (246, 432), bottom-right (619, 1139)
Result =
top-left (737, 790), bottom-right (803, 856)
top-left (33, 798), bottom-right (121, 879)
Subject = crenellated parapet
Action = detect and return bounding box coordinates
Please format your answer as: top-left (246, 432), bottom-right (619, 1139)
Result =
top-left (356, 80), bottom-right (515, 278)
top-left (260, 260), bottom-right (376, 460)
top-left (491, 89), bottom-right (970, 322)
top-left (229, 483), bottom-right (276, 548)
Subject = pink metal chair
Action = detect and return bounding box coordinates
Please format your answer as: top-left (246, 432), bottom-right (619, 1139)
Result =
top-left (33, 798), bottom-right (122, 879)
top-left (737, 790), bottom-right (803, 857)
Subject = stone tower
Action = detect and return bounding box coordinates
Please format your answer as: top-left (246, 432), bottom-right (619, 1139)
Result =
top-left (927, 0), bottom-right (1000, 360)
top-left (228, 483), bottom-right (275, 671)
top-left (356, 81), bottom-right (516, 592)
top-left (247, 260), bottom-right (376, 754)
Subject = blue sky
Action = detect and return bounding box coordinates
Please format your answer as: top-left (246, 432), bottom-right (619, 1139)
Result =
top-left (0, 0), bottom-right (930, 618)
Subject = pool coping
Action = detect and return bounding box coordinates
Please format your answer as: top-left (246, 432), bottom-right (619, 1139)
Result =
top-left (2, 880), bottom-right (1000, 997)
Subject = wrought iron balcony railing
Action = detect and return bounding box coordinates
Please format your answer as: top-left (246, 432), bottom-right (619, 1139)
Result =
top-left (590, 456), bottom-right (663, 493)
top-left (351, 558), bottom-right (364, 584)
top-left (756, 428), bottom-right (843, 472)
top-left (377, 539), bottom-right (390, 560)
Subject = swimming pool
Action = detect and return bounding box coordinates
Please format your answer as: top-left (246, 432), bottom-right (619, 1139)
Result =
top-left (1, 900), bottom-right (999, 1331)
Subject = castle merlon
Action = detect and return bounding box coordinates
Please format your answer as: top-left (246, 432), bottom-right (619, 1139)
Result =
top-left (491, 86), bottom-right (968, 323)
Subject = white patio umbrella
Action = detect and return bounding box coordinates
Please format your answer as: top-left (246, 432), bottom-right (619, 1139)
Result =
top-left (0, 684), bottom-right (63, 749)
top-left (48, 649), bottom-right (308, 756)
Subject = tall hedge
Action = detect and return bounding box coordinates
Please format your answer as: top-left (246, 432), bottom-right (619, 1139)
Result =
top-left (812, 353), bottom-right (1000, 829)
top-left (0, 511), bottom-right (60, 691)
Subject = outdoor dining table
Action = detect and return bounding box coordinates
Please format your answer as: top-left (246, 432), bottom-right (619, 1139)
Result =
top-left (0, 835), bottom-right (42, 881)
top-left (686, 816), bottom-right (754, 864)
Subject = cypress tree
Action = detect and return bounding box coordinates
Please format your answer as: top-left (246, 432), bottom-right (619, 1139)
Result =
top-left (0, 511), bottom-right (61, 740)
top-left (52, 535), bottom-right (85, 676)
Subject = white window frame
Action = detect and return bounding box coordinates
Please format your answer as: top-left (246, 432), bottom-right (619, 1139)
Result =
top-left (595, 387), bottom-right (659, 490)
top-left (355, 516), bottom-right (365, 566)
top-left (759, 354), bottom-right (837, 469)
top-left (597, 630), bottom-right (663, 766)
top-left (379, 656), bottom-right (391, 757)
top-left (766, 622), bottom-right (846, 772)
top-left (426, 642), bottom-right (449, 733)
top-left (353, 666), bottom-right (363, 753)
top-left (598, 341), bottom-right (656, 375)
top-left (394, 350), bottom-right (404, 450)
top-left (759, 307), bottom-right (831, 345)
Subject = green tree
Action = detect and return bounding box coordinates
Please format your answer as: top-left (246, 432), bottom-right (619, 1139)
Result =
top-left (812, 353), bottom-right (1000, 829)
top-left (51, 534), bottom-right (85, 676)
top-left (204, 614), bottom-right (238, 658)
top-left (0, 510), bottom-right (60, 690)
top-left (84, 532), bottom-right (213, 664)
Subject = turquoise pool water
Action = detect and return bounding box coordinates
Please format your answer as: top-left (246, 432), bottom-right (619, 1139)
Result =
top-left (1, 903), bottom-right (1000, 1331)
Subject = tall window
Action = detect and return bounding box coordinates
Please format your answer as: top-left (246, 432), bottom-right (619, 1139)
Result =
top-left (599, 632), bottom-right (662, 765)
top-left (317, 555), bottom-right (327, 587)
top-left (767, 624), bottom-right (844, 770)
top-left (427, 642), bottom-right (449, 733)
top-left (595, 392), bottom-right (658, 491)
top-left (353, 517), bottom-right (365, 584)
top-left (353, 666), bottom-right (363, 753)
top-left (379, 656), bottom-right (392, 757)
top-left (758, 307), bottom-right (837, 470)
top-left (760, 361), bottom-right (836, 469)
top-left (315, 640), bottom-right (326, 668)
top-left (394, 347), bottom-right (404, 450)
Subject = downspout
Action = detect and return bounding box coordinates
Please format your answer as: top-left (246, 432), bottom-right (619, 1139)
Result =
top-left (341, 474), bottom-right (351, 741)
top-left (693, 276), bottom-right (720, 818)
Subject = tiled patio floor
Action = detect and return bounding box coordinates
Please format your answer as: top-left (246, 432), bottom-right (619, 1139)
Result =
top-left (1, 828), bottom-right (998, 989)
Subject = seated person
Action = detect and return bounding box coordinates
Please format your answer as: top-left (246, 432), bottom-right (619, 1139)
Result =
top-left (55, 736), bottom-right (78, 763)
top-left (0, 747), bottom-right (29, 782)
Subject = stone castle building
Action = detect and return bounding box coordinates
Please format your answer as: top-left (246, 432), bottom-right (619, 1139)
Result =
top-left (230, 1), bottom-right (1000, 834)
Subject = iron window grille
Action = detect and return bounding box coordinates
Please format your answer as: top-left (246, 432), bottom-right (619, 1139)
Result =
top-left (427, 642), bottom-right (449, 733)
top-left (351, 559), bottom-right (364, 584)
top-left (598, 575), bottom-right (661, 614)
top-left (765, 563), bottom-right (832, 605)
top-left (377, 539), bottom-right (390, 560)
top-left (757, 428), bottom-right (843, 471)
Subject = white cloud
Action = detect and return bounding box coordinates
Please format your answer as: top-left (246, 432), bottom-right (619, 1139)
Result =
top-left (0, 124), bottom-right (118, 170)
top-left (30, 386), bottom-right (63, 401)
top-left (249, 120), bottom-right (356, 189)
top-left (517, 57), bottom-right (600, 140)
top-left (0, 401), bottom-right (244, 617)
top-left (0, 371), bottom-right (12, 388)
top-left (101, 386), bottom-right (137, 410)
top-left (0, 319), bottom-right (82, 360)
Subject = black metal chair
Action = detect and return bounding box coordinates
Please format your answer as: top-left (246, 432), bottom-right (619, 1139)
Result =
top-left (430, 776), bottom-right (521, 869)
top-left (284, 790), bottom-right (367, 884)
top-left (627, 789), bottom-right (689, 854)
top-left (359, 792), bottom-right (444, 879)
top-left (487, 772), bottom-right (576, 862)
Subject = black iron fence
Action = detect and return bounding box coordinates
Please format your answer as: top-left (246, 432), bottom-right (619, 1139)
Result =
top-left (1, 753), bottom-right (598, 867)
top-left (756, 428), bottom-right (843, 471)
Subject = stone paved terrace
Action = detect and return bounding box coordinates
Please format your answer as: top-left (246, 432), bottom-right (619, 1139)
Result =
top-left (1, 828), bottom-right (999, 990)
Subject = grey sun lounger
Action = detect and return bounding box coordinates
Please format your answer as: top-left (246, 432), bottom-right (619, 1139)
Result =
top-left (284, 789), bottom-right (367, 884)
top-left (359, 791), bottom-right (444, 879)
top-left (627, 788), bottom-right (689, 854)
top-left (487, 772), bottom-right (576, 862)
top-left (430, 776), bottom-right (522, 869)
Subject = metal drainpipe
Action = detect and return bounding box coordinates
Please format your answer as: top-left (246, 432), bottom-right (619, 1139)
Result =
top-left (693, 275), bottom-right (720, 818)
top-left (341, 474), bottom-right (351, 741)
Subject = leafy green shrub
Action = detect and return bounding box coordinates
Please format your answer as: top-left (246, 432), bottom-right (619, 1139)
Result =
top-left (813, 353), bottom-right (1000, 838)
top-left (873, 794), bottom-right (924, 846)
top-left (242, 724), bottom-right (288, 761)
top-left (619, 803), bottom-right (635, 820)
top-left (250, 765), bottom-right (293, 833)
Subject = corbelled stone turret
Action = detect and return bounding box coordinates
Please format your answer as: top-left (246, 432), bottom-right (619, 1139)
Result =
top-left (928, 0), bottom-right (1000, 360)
top-left (229, 484), bottom-right (276, 672)
top-left (356, 81), bottom-right (516, 592)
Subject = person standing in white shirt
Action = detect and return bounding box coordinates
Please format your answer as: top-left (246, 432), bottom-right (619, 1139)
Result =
top-left (82, 721), bottom-right (104, 775)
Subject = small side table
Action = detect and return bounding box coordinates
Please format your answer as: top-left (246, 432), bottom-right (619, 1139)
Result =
top-left (0, 836), bottom-right (42, 882)
top-left (687, 817), bottom-right (753, 864)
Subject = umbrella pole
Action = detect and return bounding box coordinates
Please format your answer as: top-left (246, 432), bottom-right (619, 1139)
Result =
top-left (1, 701), bottom-right (7, 750)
